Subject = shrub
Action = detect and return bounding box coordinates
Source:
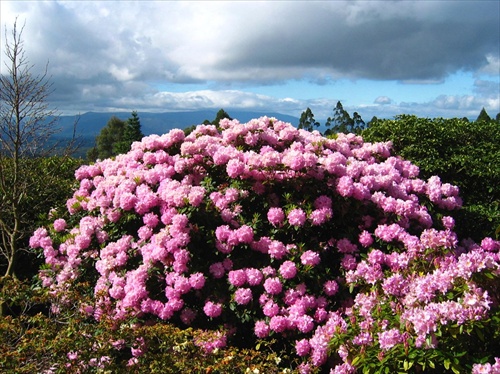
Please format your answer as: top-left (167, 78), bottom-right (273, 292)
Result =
top-left (30, 117), bottom-right (500, 372)
top-left (362, 115), bottom-right (500, 241)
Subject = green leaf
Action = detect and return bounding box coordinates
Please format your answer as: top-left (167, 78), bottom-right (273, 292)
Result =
top-left (444, 359), bottom-right (451, 370)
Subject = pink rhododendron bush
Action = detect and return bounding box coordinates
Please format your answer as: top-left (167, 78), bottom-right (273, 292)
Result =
top-left (31, 117), bottom-right (500, 373)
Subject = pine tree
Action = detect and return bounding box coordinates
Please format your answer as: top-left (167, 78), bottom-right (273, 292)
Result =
top-left (476, 108), bottom-right (491, 122)
top-left (114, 111), bottom-right (144, 154)
top-left (212, 109), bottom-right (232, 126)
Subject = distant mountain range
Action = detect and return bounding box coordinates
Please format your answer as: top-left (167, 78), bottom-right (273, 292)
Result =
top-left (54, 110), bottom-right (300, 140)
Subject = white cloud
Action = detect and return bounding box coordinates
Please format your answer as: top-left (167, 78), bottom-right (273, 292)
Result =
top-left (374, 96), bottom-right (393, 105)
top-left (479, 54), bottom-right (500, 76)
top-left (1, 0), bottom-right (498, 119)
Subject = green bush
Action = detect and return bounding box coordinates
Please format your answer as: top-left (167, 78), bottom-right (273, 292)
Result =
top-left (362, 115), bottom-right (500, 240)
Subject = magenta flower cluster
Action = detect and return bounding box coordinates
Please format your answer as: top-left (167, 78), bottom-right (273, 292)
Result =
top-left (31, 116), bottom-right (500, 372)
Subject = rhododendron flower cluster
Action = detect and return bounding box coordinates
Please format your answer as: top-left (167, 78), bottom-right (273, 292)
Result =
top-left (31, 117), bottom-right (500, 372)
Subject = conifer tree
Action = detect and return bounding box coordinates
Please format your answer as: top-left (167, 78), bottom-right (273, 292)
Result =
top-left (113, 111), bottom-right (144, 155)
top-left (476, 107), bottom-right (491, 122)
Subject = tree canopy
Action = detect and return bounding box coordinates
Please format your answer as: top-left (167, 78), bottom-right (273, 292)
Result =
top-left (87, 111), bottom-right (144, 161)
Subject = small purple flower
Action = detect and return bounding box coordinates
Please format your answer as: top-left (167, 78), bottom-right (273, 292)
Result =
top-left (209, 262), bottom-right (225, 279)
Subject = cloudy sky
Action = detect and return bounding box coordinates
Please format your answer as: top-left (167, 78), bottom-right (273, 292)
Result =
top-left (1, 1), bottom-right (499, 121)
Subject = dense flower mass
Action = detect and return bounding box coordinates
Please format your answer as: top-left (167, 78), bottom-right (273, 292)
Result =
top-left (31, 117), bottom-right (500, 372)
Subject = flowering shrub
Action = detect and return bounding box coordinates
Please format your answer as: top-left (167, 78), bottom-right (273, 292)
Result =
top-left (30, 117), bottom-right (500, 372)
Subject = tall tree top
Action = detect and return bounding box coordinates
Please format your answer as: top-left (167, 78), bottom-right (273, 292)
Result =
top-left (476, 108), bottom-right (491, 122)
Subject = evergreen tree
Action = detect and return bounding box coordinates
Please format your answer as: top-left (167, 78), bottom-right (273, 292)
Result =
top-left (367, 116), bottom-right (379, 127)
top-left (202, 109), bottom-right (232, 127)
top-left (476, 107), bottom-right (491, 122)
top-left (298, 107), bottom-right (320, 132)
top-left (113, 111), bottom-right (144, 155)
top-left (212, 109), bottom-right (232, 126)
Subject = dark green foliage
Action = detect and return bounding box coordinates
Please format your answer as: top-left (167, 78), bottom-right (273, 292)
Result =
top-left (476, 107), bottom-right (492, 123)
top-left (204, 109), bottom-right (233, 127)
top-left (0, 156), bottom-right (83, 280)
top-left (88, 112), bottom-right (144, 161)
top-left (0, 278), bottom-right (299, 373)
top-left (298, 107), bottom-right (320, 132)
top-left (88, 116), bottom-right (126, 160)
top-left (324, 101), bottom-right (365, 135)
top-left (363, 115), bottom-right (500, 240)
top-left (114, 111), bottom-right (144, 155)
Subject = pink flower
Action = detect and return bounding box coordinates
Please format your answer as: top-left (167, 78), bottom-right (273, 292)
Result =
top-left (209, 262), bottom-right (225, 279)
top-left (226, 158), bottom-right (245, 178)
top-left (367, 249), bottom-right (385, 265)
top-left (269, 315), bottom-right (289, 332)
top-left (53, 219), bottom-right (67, 232)
top-left (481, 237), bottom-right (500, 252)
top-left (189, 272), bottom-right (206, 290)
top-left (337, 176), bottom-right (354, 197)
top-left (235, 225), bottom-right (254, 244)
top-left (234, 288), bottom-right (253, 305)
top-left (203, 301), bottom-right (223, 318)
top-left (264, 277), bottom-right (283, 295)
top-left (359, 230), bottom-right (373, 247)
top-left (301, 250), bottom-right (321, 267)
top-left (323, 280), bottom-right (339, 296)
top-left (442, 216), bottom-right (455, 230)
top-left (378, 328), bottom-right (403, 350)
top-left (254, 320), bottom-right (270, 338)
top-left (294, 314), bottom-right (315, 333)
top-left (279, 260), bottom-right (298, 279)
top-left (143, 213), bottom-right (159, 228)
top-left (295, 339), bottom-right (311, 356)
top-left (267, 207), bottom-right (285, 226)
top-left (228, 269), bottom-right (247, 287)
top-left (287, 208), bottom-right (307, 226)
top-left (309, 208), bottom-right (332, 225)
top-left (245, 268), bottom-right (263, 286)
top-left (263, 300), bottom-right (280, 317)
top-left (268, 240), bottom-right (288, 259)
